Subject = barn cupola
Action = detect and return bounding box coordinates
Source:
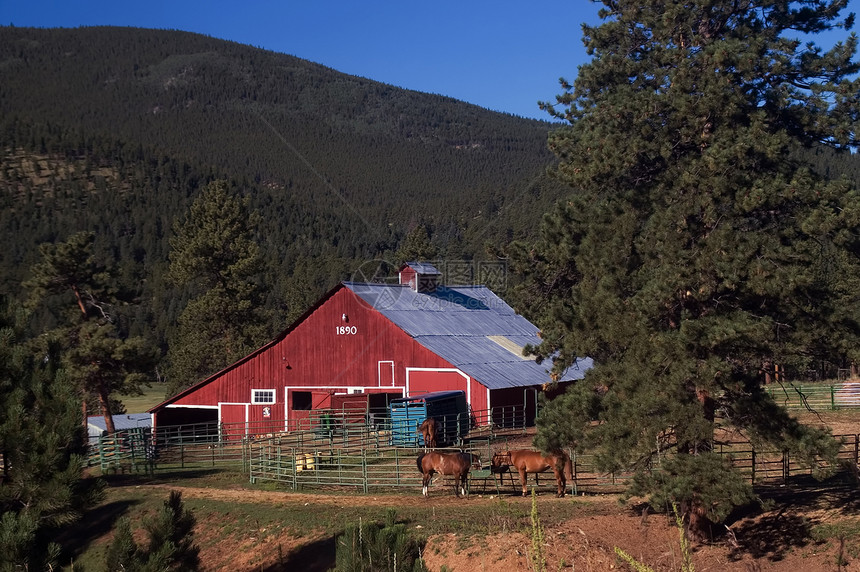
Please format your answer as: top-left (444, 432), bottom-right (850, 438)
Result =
top-left (399, 262), bottom-right (441, 293)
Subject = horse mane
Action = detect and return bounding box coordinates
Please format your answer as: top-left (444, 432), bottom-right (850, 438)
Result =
top-left (416, 452), bottom-right (426, 473)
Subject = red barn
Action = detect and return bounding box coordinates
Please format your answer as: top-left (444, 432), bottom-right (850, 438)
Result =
top-left (148, 262), bottom-right (592, 435)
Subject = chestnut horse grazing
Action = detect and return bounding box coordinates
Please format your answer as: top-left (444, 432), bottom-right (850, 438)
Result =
top-left (416, 451), bottom-right (479, 497)
top-left (491, 449), bottom-right (572, 497)
top-left (417, 418), bottom-right (441, 449)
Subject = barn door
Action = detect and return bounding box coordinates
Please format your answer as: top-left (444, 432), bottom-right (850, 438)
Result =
top-left (219, 403), bottom-right (248, 442)
top-left (287, 390), bottom-right (334, 430)
top-left (378, 360), bottom-right (395, 386)
top-left (312, 391), bottom-right (331, 409)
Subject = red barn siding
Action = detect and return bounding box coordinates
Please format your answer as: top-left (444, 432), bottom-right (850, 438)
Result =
top-left (399, 267), bottom-right (417, 289)
top-left (472, 381), bottom-right (489, 413)
top-left (404, 370), bottom-right (489, 413)
top-left (220, 403), bottom-right (247, 440)
top-left (160, 286), bottom-right (493, 430)
top-left (408, 369), bottom-right (466, 394)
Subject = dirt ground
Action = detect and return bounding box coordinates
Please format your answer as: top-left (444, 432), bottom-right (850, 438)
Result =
top-left (135, 481), bottom-right (860, 571)
top-left (117, 413), bottom-right (860, 571)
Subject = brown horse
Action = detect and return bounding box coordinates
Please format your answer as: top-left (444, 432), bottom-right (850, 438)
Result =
top-left (416, 417), bottom-right (441, 449)
top-left (491, 449), bottom-right (572, 497)
top-left (416, 451), bottom-right (480, 497)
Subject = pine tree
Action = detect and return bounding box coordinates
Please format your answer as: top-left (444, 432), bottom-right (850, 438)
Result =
top-left (165, 180), bottom-right (272, 395)
top-left (23, 231), bottom-right (111, 319)
top-left (105, 490), bottom-right (200, 571)
top-left (105, 517), bottom-right (140, 572)
top-left (333, 509), bottom-right (427, 572)
top-left (395, 224), bottom-right (438, 265)
top-left (513, 0), bottom-right (860, 539)
top-left (23, 231), bottom-right (157, 434)
top-left (0, 299), bottom-right (104, 570)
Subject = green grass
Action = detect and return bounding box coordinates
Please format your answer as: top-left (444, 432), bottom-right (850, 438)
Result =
top-left (66, 468), bottom-right (602, 569)
top-left (121, 383), bottom-right (171, 413)
top-left (811, 519), bottom-right (860, 542)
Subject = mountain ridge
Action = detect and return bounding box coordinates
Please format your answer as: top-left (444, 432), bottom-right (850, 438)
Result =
top-left (0, 25), bottom-right (568, 352)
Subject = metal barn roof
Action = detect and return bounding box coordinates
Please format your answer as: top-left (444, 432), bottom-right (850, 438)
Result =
top-left (343, 282), bottom-right (592, 389)
top-left (87, 413), bottom-right (152, 433)
top-left (401, 261), bottom-right (442, 275)
top-left (87, 413), bottom-right (152, 443)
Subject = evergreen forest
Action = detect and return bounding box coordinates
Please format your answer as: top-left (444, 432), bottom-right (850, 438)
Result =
top-left (1, 25), bottom-right (859, 396)
top-left (0, 25), bottom-right (576, 395)
top-left (4, 5), bottom-right (860, 563)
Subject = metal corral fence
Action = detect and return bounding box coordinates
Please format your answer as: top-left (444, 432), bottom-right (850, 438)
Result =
top-left (246, 437), bottom-right (570, 496)
top-left (248, 445), bottom-right (475, 493)
top-left (89, 405), bottom-right (530, 476)
top-left (766, 382), bottom-right (860, 410)
top-left (91, 425), bottom-right (250, 475)
top-left (89, 410), bottom-right (860, 496)
top-left (247, 433), bottom-right (860, 496)
top-left (714, 433), bottom-right (860, 485)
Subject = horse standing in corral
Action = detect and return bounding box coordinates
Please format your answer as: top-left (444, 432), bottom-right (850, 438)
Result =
top-left (416, 417), bottom-right (441, 450)
top-left (416, 451), bottom-right (480, 497)
top-left (491, 449), bottom-right (572, 497)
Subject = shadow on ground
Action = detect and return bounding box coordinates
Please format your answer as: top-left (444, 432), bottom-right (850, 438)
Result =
top-left (99, 468), bottom-right (229, 485)
top-left (261, 535), bottom-right (337, 572)
top-left (57, 499), bottom-right (140, 564)
top-left (724, 471), bottom-right (860, 562)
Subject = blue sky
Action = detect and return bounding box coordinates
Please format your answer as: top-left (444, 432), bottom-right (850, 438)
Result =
top-left (3, 1), bottom-right (858, 121)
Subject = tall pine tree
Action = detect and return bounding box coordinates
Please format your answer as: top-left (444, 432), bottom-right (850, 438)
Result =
top-left (165, 180), bottom-right (272, 395)
top-left (23, 231), bottom-right (156, 434)
top-left (0, 300), bottom-right (104, 570)
top-left (395, 223), bottom-right (438, 265)
top-left (513, 0), bottom-right (860, 539)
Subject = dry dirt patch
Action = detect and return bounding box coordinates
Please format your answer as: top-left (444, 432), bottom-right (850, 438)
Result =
top-left (129, 482), bottom-right (860, 572)
top-left (105, 414), bottom-right (860, 571)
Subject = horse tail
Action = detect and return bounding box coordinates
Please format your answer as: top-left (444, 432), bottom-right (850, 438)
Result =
top-left (551, 450), bottom-right (572, 478)
top-left (416, 452), bottom-right (426, 473)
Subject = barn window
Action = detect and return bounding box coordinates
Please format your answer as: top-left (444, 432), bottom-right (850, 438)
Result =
top-left (292, 391), bottom-right (312, 410)
top-left (252, 389), bottom-right (275, 404)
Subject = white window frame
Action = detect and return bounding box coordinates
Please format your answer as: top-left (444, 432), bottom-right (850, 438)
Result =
top-left (251, 388), bottom-right (276, 404)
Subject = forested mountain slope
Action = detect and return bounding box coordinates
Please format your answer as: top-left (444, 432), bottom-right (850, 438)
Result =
top-left (0, 26), bottom-right (566, 346)
top-left (2, 26), bottom-right (859, 372)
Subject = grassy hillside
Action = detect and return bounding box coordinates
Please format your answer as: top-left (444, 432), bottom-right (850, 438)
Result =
top-left (120, 384), bottom-right (171, 413)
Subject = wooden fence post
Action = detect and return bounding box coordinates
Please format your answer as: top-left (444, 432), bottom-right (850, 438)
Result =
top-left (854, 434), bottom-right (858, 468)
top-left (751, 448), bottom-right (756, 485)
